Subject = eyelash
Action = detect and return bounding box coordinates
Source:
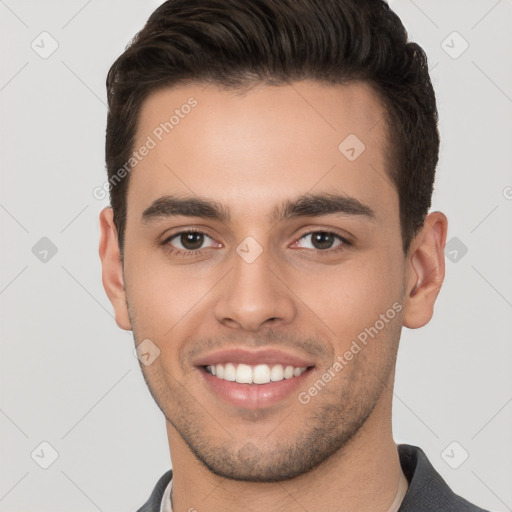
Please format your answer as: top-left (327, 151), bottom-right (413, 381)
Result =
top-left (161, 228), bottom-right (352, 257)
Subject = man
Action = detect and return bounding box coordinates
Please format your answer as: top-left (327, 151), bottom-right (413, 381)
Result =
top-left (98, 0), bottom-right (489, 510)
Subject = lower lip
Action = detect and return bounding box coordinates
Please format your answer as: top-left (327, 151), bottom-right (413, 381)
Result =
top-left (199, 367), bottom-right (313, 409)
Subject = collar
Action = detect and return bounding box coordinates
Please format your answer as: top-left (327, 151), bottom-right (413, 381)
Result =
top-left (160, 479), bottom-right (172, 512)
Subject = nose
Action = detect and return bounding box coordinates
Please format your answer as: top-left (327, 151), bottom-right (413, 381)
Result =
top-left (213, 242), bottom-right (297, 332)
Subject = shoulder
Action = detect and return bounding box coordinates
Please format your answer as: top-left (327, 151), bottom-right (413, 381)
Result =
top-left (398, 444), bottom-right (490, 512)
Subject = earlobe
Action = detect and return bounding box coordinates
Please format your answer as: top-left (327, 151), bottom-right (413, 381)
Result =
top-left (98, 207), bottom-right (132, 330)
top-left (402, 211), bottom-right (448, 329)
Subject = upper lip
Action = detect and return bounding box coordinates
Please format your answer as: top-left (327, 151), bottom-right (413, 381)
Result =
top-left (193, 348), bottom-right (316, 368)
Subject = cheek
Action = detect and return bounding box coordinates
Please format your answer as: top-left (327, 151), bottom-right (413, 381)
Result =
top-left (296, 250), bottom-right (403, 343)
top-left (123, 250), bottom-right (217, 339)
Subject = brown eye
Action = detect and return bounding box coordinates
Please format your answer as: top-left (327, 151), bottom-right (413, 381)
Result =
top-left (164, 230), bottom-right (218, 253)
top-left (310, 232), bottom-right (336, 249)
top-left (179, 232), bottom-right (205, 250)
top-left (297, 231), bottom-right (347, 251)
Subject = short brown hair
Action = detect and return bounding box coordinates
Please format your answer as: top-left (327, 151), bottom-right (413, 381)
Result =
top-left (106, 0), bottom-right (439, 255)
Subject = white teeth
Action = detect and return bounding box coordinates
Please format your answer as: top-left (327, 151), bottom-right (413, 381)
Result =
top-left (235, 364), bottom-right (253, 384)
top-left (224, 363), bottom-right (237, 381)
top-left (284, 366), bottom-right (295, 379)
top-left (253, 364), bottom-right (271, 384)
top-left (206, 363), bottom-right (307, 384)
top-left (270, 364), bottom-right (284, 381)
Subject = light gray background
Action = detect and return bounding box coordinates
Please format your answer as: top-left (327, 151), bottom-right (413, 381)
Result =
top-left (1, 1), bottom-right (511, 511)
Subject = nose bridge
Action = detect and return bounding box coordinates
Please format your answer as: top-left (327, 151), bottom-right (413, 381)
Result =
top-left (214, 236), bottom-right (296, 330)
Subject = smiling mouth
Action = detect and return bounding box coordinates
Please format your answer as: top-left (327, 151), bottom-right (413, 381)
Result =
top-left (203, 363), bottom-right (311, 384)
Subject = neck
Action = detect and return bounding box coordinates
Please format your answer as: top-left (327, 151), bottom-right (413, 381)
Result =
top-left (167, 384), bottom-right (406, 512)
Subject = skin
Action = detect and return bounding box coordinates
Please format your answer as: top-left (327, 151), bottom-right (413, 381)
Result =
top-left (99, 80), bottom-right (447, 512)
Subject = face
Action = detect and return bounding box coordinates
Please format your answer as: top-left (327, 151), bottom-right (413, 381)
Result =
top-left (100, 81), bottom-right (443, 482)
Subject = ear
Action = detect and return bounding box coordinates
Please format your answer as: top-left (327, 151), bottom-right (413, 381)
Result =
top-left (402, 211), bottom-right (448, 329)
top-left (98, 207), bottom-right (132, 330)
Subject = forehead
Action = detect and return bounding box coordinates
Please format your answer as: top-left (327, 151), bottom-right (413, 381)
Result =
top-left (128, 80), bottom-right (396, 223)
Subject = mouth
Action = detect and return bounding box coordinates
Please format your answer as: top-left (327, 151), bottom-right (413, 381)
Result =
top-left (194, 348), bottom-right (316, 409)
top-left (203, 362), bottom-right (308, 384)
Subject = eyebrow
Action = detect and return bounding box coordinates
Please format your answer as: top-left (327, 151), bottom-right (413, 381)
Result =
top-left (141, 193), bottom-right (376, 224)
